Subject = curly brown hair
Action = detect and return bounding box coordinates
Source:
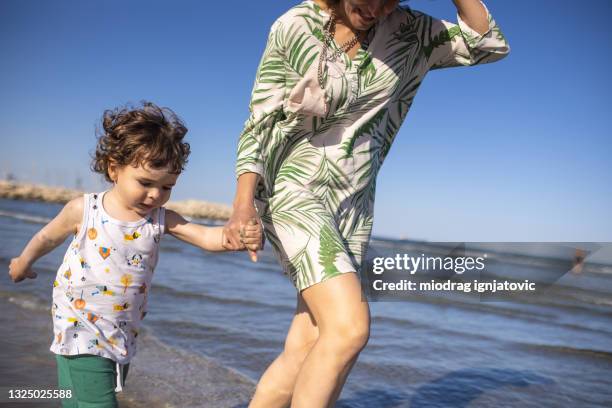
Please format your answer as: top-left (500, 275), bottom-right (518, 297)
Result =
top-left (92, 102), bottom-right (190, 183)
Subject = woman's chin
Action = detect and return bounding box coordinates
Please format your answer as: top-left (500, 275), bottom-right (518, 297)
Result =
top-left (352, 16), bottom-right (376, 30)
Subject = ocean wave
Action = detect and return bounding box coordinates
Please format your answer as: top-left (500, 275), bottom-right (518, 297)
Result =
top-left (520, 343), bottom-right (612, 360)
top-left (0, 290), bottom-right (49, 312)
top-left (137, 325), bottom-right (256, 383)
top-left (151, 282), bottom-right (294, 312)
top-left (0, 209), bottom-right (51, 224)
top-left (146, 318), bottom-right (284, 353)
top-left (371, 291), bottom-right (559, 321)
top-left (372, 300), bottom-right (612, 338)
top-left (527, 286), bottom-right (612, 313)
top-left (371, 315), bottom-right (497, 342)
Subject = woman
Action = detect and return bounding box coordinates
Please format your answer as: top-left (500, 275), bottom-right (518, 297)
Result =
top-left (223, 0), bottom-right (510, 406)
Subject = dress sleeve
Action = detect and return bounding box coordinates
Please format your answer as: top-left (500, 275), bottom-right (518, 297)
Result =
top-left (235, 20), bottom-right (287, 178)
top-left (423, 1), bottom-right (510, 71)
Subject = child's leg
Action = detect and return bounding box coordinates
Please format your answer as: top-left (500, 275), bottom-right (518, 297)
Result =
top-left (56, 354), bottom-right (124, 408)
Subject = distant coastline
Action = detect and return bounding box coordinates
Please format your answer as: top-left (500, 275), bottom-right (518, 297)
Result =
top-left (0, 180), bottom-right (232, 221)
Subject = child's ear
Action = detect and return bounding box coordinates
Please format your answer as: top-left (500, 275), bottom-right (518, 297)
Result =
top-left (107, 161), bottom-right (119, 183)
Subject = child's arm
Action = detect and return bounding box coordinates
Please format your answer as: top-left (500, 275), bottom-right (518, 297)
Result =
top-left (9, 196), bottom-right (84, 283)
top-left (165, 210), bottom-right (262, 261)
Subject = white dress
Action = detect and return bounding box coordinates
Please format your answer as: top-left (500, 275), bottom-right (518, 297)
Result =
top-left (235, 0), bottom-right (510, 291)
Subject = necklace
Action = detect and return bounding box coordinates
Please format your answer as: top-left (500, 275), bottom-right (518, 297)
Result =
top-left (318, 9), bottom-right (363, 89)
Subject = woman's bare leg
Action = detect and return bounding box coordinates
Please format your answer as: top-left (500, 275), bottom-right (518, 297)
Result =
top-left (291, 272), bottom-right (370, 408)
top-left (327, 355), bottom-right (360, 407)
top-left (249, 294), bottom-right (319, 408)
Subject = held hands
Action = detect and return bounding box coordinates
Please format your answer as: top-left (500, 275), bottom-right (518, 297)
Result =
top-left (8, 257), bottom-right (38, 283)
top-left (240, 219), bottom-right (264, 261)
top-left (222, 204), bottom-right (264, 262)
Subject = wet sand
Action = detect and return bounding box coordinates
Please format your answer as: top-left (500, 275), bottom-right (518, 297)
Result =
top-left (0, 296), bottom-right (57, 407)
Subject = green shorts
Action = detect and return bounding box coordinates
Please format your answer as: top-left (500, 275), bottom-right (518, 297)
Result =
top-left (55, 354), bottom-right (129, 408)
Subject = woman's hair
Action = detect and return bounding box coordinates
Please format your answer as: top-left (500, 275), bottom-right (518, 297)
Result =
top-left (92, 101), bottom-right (190, 182)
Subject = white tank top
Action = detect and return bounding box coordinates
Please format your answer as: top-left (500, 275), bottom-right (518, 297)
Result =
top-left (50, 191), bottom-right (164, 364)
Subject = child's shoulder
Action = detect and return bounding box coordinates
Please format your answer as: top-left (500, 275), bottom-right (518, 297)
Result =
top-left (64, 195), bottom-right (85, 215)
top-left (70, 191), bottom-right (104, 212)
top-left (38, 195), bottom-right (88, 238)
top-left (62, 193), bottom-right (102, 235)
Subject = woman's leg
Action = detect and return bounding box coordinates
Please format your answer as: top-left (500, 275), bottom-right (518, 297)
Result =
top-left (328, 354), bottom-right (360, 405)
top-left (291, 272), bottom-right (370, 408)
top-left (249, 294), bottom-right (319, 408)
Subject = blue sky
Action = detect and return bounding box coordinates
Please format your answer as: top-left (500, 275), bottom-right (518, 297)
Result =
top-left (1, 0), bottom-right (611, 241)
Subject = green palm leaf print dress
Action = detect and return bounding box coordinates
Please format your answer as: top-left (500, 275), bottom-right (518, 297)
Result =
top-left (236, 0), bottom-right (509, 291)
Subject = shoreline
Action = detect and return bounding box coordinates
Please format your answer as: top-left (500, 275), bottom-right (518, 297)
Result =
top-left (0, 181), bottom-right (232, 221)
top-left (0, 293), bottom-right (255, 408)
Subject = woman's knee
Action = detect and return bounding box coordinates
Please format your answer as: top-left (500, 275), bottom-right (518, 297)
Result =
top-left (323, 314), bottom-right (370, 355)
top-left (344, 316), bottom-right (370, 351)
top-left (283, 334), bottom-right (318, 367)
top-left (302, 272), bottom-right (371, 355)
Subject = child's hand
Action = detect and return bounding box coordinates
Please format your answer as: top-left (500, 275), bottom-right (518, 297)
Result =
top-left (9, 257), bottom-right (38, 283)
top-left (240, 218), bottom-right (264, 262)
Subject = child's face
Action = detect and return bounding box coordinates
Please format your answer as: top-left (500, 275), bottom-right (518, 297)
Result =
top-left (108, 162), bottom-right (179, 215)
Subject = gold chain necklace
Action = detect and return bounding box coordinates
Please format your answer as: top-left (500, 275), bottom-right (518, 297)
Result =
top-left (318, 9), bottom-right (363, 89)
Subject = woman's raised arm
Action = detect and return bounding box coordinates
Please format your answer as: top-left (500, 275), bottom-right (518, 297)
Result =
top-left (422, 0), bottom-right (510, 70)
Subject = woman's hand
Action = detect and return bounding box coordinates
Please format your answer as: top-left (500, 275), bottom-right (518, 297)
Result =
top-left (223, 203), bottom-right (263, 261)
top-left (241, 218), bottom-right (264, 257)
top-left (9, 257), bottom-right (38, 283)
top-left (225, 172), bottom-right (263, 261)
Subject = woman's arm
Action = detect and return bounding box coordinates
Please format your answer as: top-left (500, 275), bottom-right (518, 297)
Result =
top-left (226, 19), bottom-right (288, 253)
top-left (9, 196), bottom-right (83, 282)
top-left (452, 0), bottom-right (489, 34)
top-left (235, 20), bottom-right (287, 179)
top-left (422, 0), bottom-right (510, 70)
top-left (223, 172), bottom-right (261, 253)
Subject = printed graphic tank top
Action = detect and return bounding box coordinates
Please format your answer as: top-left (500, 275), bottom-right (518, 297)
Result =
top-left (50, 191), bottom-right (164, 364)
